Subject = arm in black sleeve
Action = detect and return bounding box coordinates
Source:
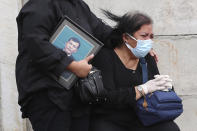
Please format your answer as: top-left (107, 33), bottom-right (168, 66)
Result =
top-left (93, 49), bottom-right (136, 107)
top-left (90, 13), bottom-right (112, 44)
top-left (17, 0), bottom-right (73, 76)
top-left (81, 1), bottom-right (112, 44)
top-left (106, 87), bottom-right (136, 107)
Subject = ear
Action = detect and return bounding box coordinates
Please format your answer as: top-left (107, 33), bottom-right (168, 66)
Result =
top-left (122, 33), bottom-right (129, 43)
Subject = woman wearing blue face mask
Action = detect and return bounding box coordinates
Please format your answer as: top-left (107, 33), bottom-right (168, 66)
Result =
top-left (89, 11), bottom-right (180, 131)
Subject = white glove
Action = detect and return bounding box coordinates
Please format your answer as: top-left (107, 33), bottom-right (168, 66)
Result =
top-left (154, 75), bottom-right (173, 91)
top-left (140, 75), bottom-right (173, 94)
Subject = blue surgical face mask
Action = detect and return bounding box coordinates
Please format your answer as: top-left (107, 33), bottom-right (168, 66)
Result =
top-left (125, 33), bottom-right (153, 58)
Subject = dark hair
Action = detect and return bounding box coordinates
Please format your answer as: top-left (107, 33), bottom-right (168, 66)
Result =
top-left (68, 37), bottom-right (80, 48)
top-left (103, 10), bottom-right (153, 48)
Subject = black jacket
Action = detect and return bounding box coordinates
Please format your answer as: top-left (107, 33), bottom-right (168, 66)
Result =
top-left (16, 0), bottom-right (111, 116)
top-left (91, 48), bottom-right (159, 125)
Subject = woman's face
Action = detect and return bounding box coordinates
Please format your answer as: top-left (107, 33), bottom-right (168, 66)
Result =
top-left (133, 24), bottom-right (153, 40)
top-left (124, 24), bottom-right (153, 48)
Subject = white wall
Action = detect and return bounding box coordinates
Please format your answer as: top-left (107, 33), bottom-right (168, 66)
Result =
top-left (0, 0), bottom-right (196, 130)
top-left (84, 0), bottom-right (197, 130)
top-left (0, 0), bottom-right (27, 130)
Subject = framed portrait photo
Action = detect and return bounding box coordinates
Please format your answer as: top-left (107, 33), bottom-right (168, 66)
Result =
top-left (49, 16), bottom-right (103, 90)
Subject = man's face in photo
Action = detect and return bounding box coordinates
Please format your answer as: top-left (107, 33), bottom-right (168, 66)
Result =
top-left (64, 39), bottom-right (80, 55)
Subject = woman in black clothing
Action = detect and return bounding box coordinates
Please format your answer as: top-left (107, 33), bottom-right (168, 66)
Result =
top-left (90, 11), bottom-right (180, 131)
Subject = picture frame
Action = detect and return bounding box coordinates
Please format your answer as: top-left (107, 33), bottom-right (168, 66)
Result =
top-left (49, 16), bottom-right (104, 90)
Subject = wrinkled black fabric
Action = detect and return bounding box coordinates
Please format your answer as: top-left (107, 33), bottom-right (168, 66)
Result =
top-left (16, 0), bottom-right (111, 117)
top-left (91, 48), bottom-right (159, 128)
top-left (90, 48), bottom-right (180, 131)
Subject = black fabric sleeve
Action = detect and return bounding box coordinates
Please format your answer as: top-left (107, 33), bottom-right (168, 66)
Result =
top-left (16, 0), bottom-right (73, 76)
top-left (93, 49), bottom-right (136, 107)
top-left (106, 87), bottom-right (136, 107)
top-left (81, 1), bottom-right (112, 44)
top-left (90, 14), bottom-right (112, 44)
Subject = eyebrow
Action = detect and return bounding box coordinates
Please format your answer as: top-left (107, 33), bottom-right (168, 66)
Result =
top-left (140, 32), bottom-right (154, 36)
top-left (139, 32), bottom-right (148, 35)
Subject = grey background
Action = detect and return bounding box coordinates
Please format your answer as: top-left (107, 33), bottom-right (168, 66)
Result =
top-left (0, 0), bottom-right (196, 130)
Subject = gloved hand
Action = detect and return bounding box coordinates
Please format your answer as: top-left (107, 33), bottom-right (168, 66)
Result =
top-left (154, 75), bottom-right (173, 91)
top-left (140, 75), bottom-right (173, 94)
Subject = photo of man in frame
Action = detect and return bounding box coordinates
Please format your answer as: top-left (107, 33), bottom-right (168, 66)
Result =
top-left (61, 37), bottom-right (81, 79)
top-left (52, 25), bottom-right (95, 81)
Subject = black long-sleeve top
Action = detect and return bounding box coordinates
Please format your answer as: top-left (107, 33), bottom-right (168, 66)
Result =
top-left (92, 48), bottom-right (159, 125)
top-left (16, 0), bottom-right (112, 115)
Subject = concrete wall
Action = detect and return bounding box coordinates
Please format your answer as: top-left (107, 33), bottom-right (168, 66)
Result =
top-left (0, 0), bottom-right (196, 130)
top-left (83, 0), bottom-right (197, 130)
top-left (0, 0), bottom-right (28, 130)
